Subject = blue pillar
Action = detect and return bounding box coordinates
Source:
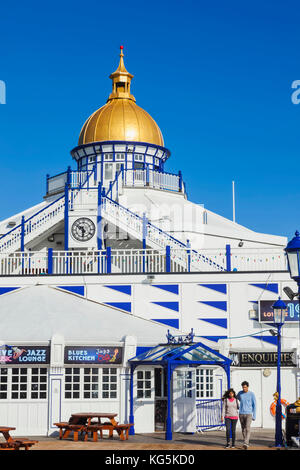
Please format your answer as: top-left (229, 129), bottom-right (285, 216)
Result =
top-left (106, 246), bottom-right (111, 273)
top-left (64, 184), bottom-right (69, 251)
top-left (129, 364), bottom-right (135, 435)
top-left (146, 164), bottom-right (150, 186)
top-left (97, 182), bottom-right (102, 251)
top-left (20, 216), bottom-right (25, 252)
top-left (226, 244), bottom-right (231, 272)
top-left (46, 174), bottom-right (49, 195)
top-left (178, 171), bottom-right (183, 192)
top-left (187, 239), bottom-right (191, 272)
top-left (48, 248), bottom-right (53, 274)
top-left (142, 213), bottom-right (148, 272)
top-left (165, 364), bottom-right (173, 440)
top-left (166, 245), bottom-right (171, 273)
top-left (275, 324), bottom-right (283, 447)
top-left (67, 166), bottom-right (71, 186)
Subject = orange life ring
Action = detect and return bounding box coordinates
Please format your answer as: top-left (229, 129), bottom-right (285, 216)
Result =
top-left (270, 398), bottom-right (289, 419)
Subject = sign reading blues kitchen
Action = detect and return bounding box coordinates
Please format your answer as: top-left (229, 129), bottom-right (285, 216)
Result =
top-left (0, 346), bottom-right (50, 364)
top-left (65, 347), bottom-right (123, 364)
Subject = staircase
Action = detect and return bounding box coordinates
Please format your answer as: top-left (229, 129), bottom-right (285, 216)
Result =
top-left (0, 168), bottom-right (96, 254)
top-left (101, 196), bottom-right (225, 272)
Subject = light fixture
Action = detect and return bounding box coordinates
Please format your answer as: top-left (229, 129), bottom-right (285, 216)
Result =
top-left (238, 240), bottom-right (244, 247)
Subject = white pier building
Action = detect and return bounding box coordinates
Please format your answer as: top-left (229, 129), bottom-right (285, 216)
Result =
top-left (0, 48), bottom-right (298, 437)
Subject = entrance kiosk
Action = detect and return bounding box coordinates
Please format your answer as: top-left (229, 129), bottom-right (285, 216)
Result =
top-left (129, 331), bottom-right (232, 440)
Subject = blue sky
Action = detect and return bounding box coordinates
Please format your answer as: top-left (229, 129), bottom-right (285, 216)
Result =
top-left (0, 0), bottom-right (299, 240)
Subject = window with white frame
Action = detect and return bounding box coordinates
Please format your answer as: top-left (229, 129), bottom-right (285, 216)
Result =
top-left (31, 368), bottom-right (47, 399)
top-left (134, 154), bottom-right (144, 161)
top-left (104, 153), bottom-right (113, 161)
top-left (136, 370), bottom-right (152, 399)
top-left (196, 369), bottom-right (214, 398)
top-left (65, 367), bottom-right (80, 399)
top-left (64, 367), bottom-right (119, 400)
top-left (102, 368), bottom-right (117, 399)
top-left (115, 153), bottom-right (125, 160)
top-left (0, 368), bottom-right (8, 399)
top-left (0, 367), bottom-right (48, 401)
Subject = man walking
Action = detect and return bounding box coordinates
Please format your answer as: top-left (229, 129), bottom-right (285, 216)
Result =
top-left (237, 381), bottom-right (256, 449)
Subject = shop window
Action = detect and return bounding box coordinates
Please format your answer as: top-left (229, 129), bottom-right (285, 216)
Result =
top-left (31, 368), bottom-right (47, 399)
top-left (65, 368), bottom-right (80, 399)
top-left (102, 368), bottom-right (117, 399)
top-left (196, 369), bottom-right (214, 398)
top-left (12, 368), bottom-right (28, 400)
top-left (0, 368), bottom-right (8, 399)
top-left (83, 368), bottom-right (99, 399)
top-left (136, 370), bottom-right (152, 399)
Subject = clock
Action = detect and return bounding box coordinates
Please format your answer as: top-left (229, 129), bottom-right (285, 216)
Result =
top-left (71, 218), bottom-right (96, 242)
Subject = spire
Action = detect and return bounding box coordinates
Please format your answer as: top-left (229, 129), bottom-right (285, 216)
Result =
top-left (108, 46), bottom-right (136, 102)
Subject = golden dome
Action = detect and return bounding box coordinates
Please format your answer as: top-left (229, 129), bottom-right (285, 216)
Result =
top-left (78, 47), bottom-right (164, 147)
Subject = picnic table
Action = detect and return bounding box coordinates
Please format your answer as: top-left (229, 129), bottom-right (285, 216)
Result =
top-left (54, 413), bottom-right (133, 441)
top-left (0, 426), bottom-right (38, 450)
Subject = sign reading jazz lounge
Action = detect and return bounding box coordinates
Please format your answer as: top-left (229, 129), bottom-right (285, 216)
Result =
top-left (65, 347), bottom-right (123, 364)
top-left (0, 346), bottom-right (50, 364)
top-left (230, 351), bottom-right (296, 367)
top-left (259, 300), bottom-right (299, 323)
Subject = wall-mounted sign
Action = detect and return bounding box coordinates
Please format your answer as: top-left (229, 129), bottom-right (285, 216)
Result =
top-left (64, 347), bottom-right (123, 364)
top-left (259, 300), bottom-right (299, 323)
top-left (230, 351), bottom-right (296, 367)
top-left (0, 346), bottom-right (50, 364)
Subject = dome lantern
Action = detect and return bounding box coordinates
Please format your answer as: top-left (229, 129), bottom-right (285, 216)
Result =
top-left (108, 46), bottom-right (136, 102)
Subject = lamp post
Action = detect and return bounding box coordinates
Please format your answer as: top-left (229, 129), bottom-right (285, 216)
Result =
top-left (272, 297), bottom-right (287, 448)
top-left (285, 231), bottom-right (300, 335)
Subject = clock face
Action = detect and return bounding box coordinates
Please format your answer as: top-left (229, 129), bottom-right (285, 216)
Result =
top-left (71, 218), bottom-right (96, 242)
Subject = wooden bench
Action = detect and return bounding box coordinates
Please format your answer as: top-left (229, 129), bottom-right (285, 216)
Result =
top-left (85, 424), bottom-right (104, 442)
top-left (0, 438), bottom-right (38, 450)
top-left (54, 422), bottom-right (87, 441)
top-left (114, 424), bottom-right (134, 441)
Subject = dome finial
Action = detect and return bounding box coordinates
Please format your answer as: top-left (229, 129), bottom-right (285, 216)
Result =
top-left (108, 46), bottom-right (135, 102)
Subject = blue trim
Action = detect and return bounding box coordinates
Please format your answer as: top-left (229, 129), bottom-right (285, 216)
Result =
top-left (97, 182), bottom-right (102, 250)
top-left (199, 301), bottom-right (227, 312)
top-left (199, 318), bottom-right (228, 329)
top-left (152, 301), bottom-right (179, 312)
top-left (252, 335), bottom-right (278, 346)
top-left (48, 248), bottom-right (53, 274)
top-left (20, 216), bottom-right (25, 251)
top-left (57, 285), bottom-right (85, 297)
top-left (135, 346), bottom-right (152, 356)
top-left (199, 336), bottom-right (228, 343)
top-left (151, 318), bottom-right (179, 329)
top-left (152, 284), bottom-right (179, 295)
top-left (166, 246), bottom-right (171, 273)
top-left (250, 283), bottom-right (279, 294)
top-left (199, 284), bottom-right (227, 295)
top-left (104, 285), bottom-right (132, 295)
top-left (226, 244), bottom-right (231, 272)
top-left (104, 302), bottom-right (131, 313)
top-left (64, 184), bottom-right (69, 251)
top-left (0, 287), bottom-right (20, 295)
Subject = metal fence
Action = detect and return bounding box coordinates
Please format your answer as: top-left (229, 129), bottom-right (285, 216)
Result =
top-left (196, 399), bottom-right (224, 431)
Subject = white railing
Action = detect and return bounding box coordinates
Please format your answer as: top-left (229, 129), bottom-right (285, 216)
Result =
top-left (0, 251), bottom-right (48, 275)
top-left (0, 247), bottom-right (288, 276)
top-left (124, 169), bottom-right (183, 192)
top-left (52, 250), bottom-right (107, 274)
top-left (230, 248), bottom-right (287, 271)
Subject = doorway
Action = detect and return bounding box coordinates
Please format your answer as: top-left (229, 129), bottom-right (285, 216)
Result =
top-left (154, 368), bottom-right (167, 431)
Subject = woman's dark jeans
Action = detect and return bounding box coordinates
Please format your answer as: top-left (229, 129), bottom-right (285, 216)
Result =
top-left (225, 418), bottom-right (237, 445)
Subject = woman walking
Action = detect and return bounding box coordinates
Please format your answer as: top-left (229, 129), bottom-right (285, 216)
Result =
top-left (221, 388), bottom-right (239, 448)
